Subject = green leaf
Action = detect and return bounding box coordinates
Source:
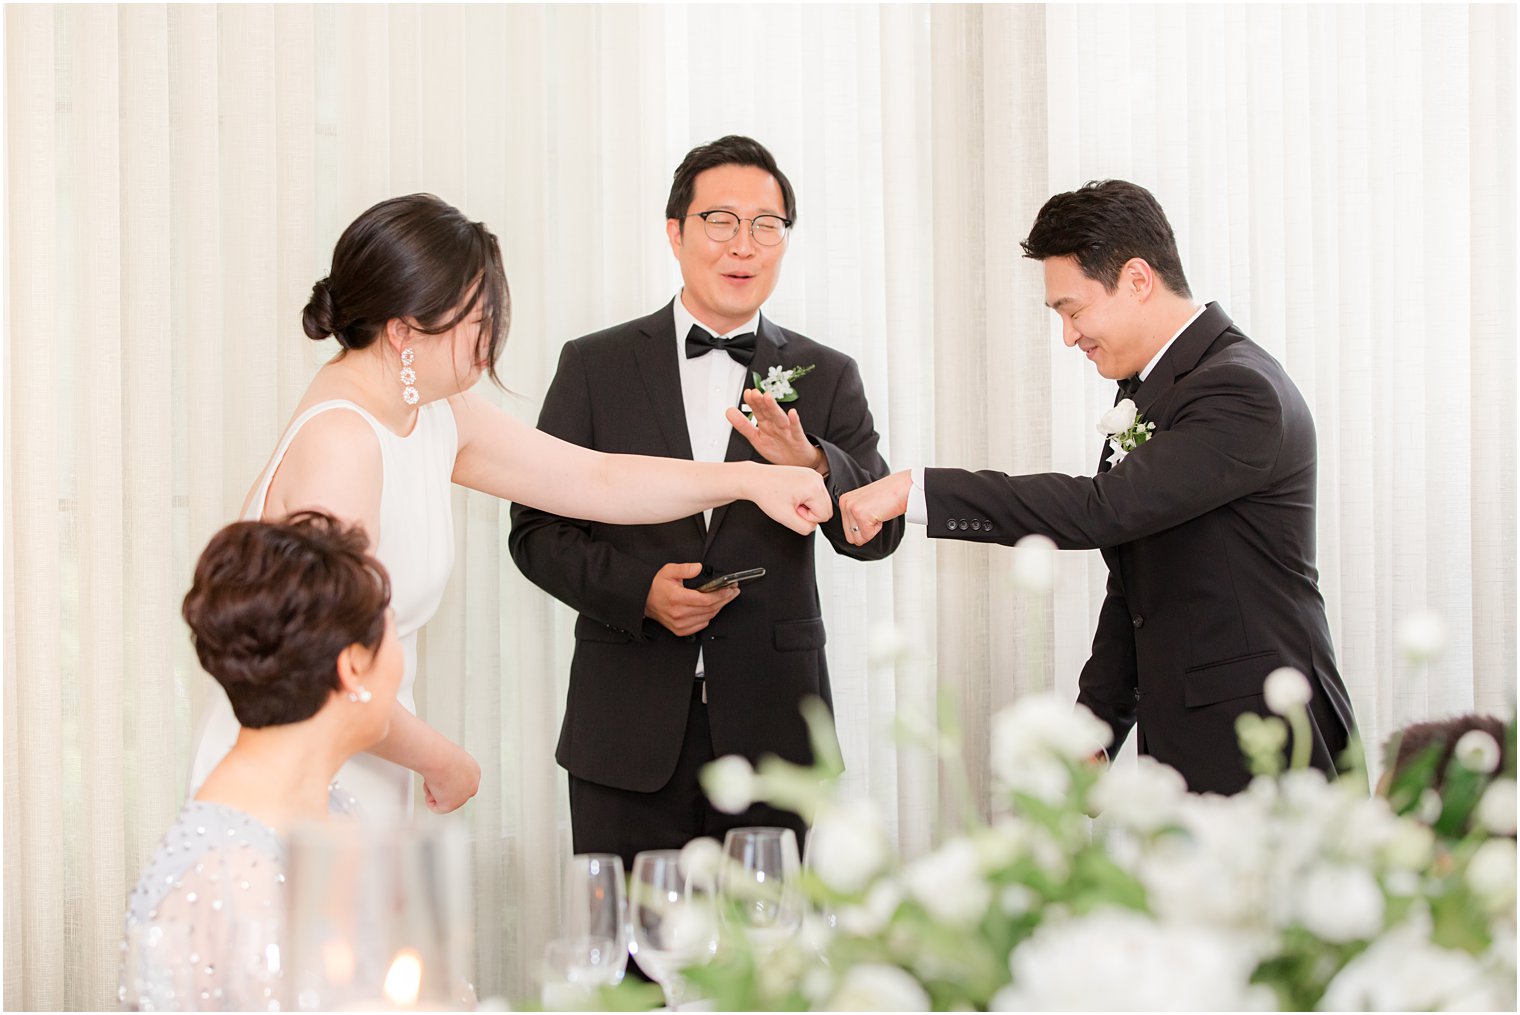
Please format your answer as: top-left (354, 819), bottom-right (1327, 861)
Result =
top-left (1428, 887), bottom-right (1494, 954)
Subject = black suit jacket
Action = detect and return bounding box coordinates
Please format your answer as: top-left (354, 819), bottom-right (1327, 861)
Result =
top-left (925, 303), bottom-right (1356, 794)
top-left (509, 302), bottom-right (902, 792)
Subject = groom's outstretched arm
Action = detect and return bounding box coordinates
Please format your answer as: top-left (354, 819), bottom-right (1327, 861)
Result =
top-left (840, 361), bottom-right (1283, 549)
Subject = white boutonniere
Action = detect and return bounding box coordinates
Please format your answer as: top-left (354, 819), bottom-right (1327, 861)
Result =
top-left (1097, 398), bottom-right (1156, 467)
top-left (742, 363), bottom-right (816, 418)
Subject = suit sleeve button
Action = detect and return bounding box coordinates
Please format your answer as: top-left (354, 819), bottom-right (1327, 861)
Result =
top-left (946, 519), bottom-right (956, 531)
top-left (958, 519), bottom-right (969, 530)
top-left (971, 520), bottom-right (981, 531)
top-left (1132, 615), bottom-right (1144, 629)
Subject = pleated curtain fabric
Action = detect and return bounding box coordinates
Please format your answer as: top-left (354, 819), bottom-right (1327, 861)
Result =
top-left (4, 4), bottom-right (1515, 1007)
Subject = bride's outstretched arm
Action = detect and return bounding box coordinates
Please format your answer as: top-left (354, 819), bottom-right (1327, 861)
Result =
top-left (448, 393), bottom-right (832, 533)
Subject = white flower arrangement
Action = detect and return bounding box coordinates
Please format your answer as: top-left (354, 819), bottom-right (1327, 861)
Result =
top-left (1097, 397), bottom-right (1156, 467)
top-left (644, 691), bottom-right (1519, 1013)
top-left (586, 605), bottom-right (1515, 1013)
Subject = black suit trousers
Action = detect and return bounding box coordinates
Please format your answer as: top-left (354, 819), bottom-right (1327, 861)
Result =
top-left (567, 682), bottom-right (808, 872)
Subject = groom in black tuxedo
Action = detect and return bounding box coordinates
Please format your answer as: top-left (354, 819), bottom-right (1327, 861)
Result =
top-left (509, 136), bottom-right (901, 864)
top-left (840, 180), bottom-right (1357, 795)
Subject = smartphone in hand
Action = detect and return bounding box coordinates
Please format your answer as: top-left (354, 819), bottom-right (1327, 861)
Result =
top-left (690, 567), bottom-right (766, 593)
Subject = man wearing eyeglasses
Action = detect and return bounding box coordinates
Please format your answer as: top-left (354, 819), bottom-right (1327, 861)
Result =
top-left (510, 135), bottom-right (902, 868)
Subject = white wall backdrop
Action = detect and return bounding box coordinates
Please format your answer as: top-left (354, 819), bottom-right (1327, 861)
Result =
top-left (4, 3), bottom-right (1515, 1008)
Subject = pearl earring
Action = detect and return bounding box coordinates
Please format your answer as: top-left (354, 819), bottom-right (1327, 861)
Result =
top-left (347, 686), bottom-right (373, 704)
top-left (400, 347), bottom-right (419, 406)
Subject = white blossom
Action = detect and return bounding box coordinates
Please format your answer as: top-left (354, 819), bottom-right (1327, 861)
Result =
top-left (1090, 756), bottom-right (1189, 834)
top-left (866, 622), bottom-right (912, 666)
top-left (993, 908), bottom-right (1271, 1011)
top-left (1395, 609), bottom-right (1448, 663)
top-left (823, 963), bottom-right (931, 1011)
top-left (808, 799), bottom-right (891, 894)
top-left (903, 839), bottom-right (991, 928)
top-left (679, 836), bottom-right (723, 888)
top-left (701, 755), bottom-right (756, 814)
top-left (1009, 534), bottom-right (1057, 593)
top-left (1263, 667), bottom-right (1312, 715)
top-left (1294, 862), bottom-right (1385, 942)
top-left (1467, 838), bottom-right (1518, 901)
top-left (1455, 729), bottom-right (1502, 775)
top-left (1381, 820), bottom-right (1435, 872)
top-left (835, 879), bottom-right (902, 937)
top-left (1321, 917), bottom-right (1511, 1011)
top-left (989, 696), bottom-right (1111, 802)
top-left (1097, 399), bottom-right (1139, 435)
top-left (1477, 777), bottom-right (1518, 836)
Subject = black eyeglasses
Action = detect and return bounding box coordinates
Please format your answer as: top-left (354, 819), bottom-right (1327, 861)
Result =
top-left (685, 210), bottom-right (792, 246)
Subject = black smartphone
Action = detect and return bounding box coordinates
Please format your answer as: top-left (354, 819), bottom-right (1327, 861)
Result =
top-left (694, 567), bottom-right (766, 593)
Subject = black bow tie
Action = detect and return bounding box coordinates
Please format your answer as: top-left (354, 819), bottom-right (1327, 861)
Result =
top-left (1116, 374), bottom-right (1142, 398)
top-left (685, 325), bottom-right (756, 366)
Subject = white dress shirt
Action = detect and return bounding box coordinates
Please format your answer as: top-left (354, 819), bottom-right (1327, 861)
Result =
top-left (671, 293), bottom-right (758, 680)
top-left (905, 304), bottom-right (1205, 524)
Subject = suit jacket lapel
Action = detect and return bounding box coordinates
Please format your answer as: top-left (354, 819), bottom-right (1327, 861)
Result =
top-left (1096, 302), bottom-right (1235, 476)
top-left (703, 315), bottom-right (790, 555)
top-left (632, 301), bottom-right (696, 462)
top-left (1131, 301), bottom-right (1234, 417)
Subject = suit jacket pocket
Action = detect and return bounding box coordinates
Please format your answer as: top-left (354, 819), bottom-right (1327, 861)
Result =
top-left (1183, 650), bottom-right (1279, 708)
top-left (773, 618), bottom-right (827, 652)
top-left (575, 614), bottom-right (634, 644)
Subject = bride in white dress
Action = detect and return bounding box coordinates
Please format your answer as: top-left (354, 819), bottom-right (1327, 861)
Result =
top-left (187, 194), bottom-right (832, 818)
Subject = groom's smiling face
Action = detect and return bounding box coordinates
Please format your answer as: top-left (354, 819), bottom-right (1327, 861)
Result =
top-left (1043, 255), bottom-right (1147, 381)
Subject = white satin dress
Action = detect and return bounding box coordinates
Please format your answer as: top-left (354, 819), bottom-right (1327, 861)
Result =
top-left (186, 399), bottom-right (457, 819)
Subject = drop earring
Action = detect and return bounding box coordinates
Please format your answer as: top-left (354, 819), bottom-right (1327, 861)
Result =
top-left (400, 347), bottom-right (419, 406)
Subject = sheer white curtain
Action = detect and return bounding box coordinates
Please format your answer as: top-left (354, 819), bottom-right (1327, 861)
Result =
top-left (5, 4), bottom-right (1513, 1008)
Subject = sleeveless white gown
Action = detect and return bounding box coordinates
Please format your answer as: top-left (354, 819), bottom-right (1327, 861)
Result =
top-left (185, 399), bottom-right (457, 819)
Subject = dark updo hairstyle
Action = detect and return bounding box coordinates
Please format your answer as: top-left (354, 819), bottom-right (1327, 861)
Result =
top-left (302, 194), bottom-right (510, 386)
top-left (1021, 179), bottom-right (1192, 299)
top-left (182, 511), bottom-right (391, 729)
top-left (665, 135), bottom-right (797, 225)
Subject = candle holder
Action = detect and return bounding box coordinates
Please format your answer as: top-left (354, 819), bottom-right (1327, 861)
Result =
top-left (284, 819), bottom-right (475, 1010)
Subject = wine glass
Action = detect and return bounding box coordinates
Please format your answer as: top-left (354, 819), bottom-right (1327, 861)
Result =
top-left (539, 935), bottom-right (621, 1010)
top-left (629, 850), bottom-right (718, 1008)
top-left (718, 827), bottom-right (803, 952)
top-left (561, 853), bottom-right (628, 986)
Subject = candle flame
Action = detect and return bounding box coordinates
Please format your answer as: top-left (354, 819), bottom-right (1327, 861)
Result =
top-left (383, 947), bottom-right (423, 1007)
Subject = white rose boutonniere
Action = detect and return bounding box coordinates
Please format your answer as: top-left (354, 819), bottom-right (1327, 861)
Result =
top-left (1097, 397), bottom-right (1156, 467)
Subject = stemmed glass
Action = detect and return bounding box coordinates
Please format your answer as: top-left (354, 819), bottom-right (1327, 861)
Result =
top-left (560, 853), bottom-right (629, 985)
top-left (629, 850), bottom-right (718, 1009)
top-left (718, 827), bottom-right (803, 952)
top-left (539, 935), bottom-right (622, 1010)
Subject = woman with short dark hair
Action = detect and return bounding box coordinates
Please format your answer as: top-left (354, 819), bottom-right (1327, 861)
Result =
top-left (122, 511), bottom-right (400, 1010)
top-left (186, 194), bottom-right (832, 819)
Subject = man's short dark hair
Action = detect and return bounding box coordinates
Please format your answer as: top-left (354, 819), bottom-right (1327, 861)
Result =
top-left (1021, 179), bottom-right (1191, 299)
top-left (665, 135), bottom-right (797, 225)
top-left (182, 511), bottom-right (391, 729)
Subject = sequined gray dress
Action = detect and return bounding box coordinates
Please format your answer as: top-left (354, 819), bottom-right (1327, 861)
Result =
top-left (119, 801), bottom-right (286, 1010)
